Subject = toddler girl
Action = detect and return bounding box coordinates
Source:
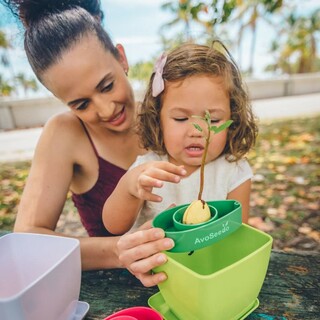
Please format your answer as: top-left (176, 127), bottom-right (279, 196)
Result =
top-left (103, 41), bottom-right (258, 235)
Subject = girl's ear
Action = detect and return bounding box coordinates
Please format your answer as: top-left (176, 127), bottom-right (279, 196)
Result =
top-left (116, 43), bottom-right (129, 74)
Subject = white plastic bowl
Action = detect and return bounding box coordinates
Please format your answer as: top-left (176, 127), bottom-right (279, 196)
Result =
top-left (0, 233), bottom-right (81, 320)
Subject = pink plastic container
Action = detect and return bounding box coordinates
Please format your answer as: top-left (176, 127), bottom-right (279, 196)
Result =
top-left (110, 316), bottom-right (136, 320)
top-left (104, 306), bottom-right (162, 320)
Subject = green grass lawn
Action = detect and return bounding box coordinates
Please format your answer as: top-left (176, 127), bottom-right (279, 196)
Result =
top-left (1, 115), bottom-right (319, 251)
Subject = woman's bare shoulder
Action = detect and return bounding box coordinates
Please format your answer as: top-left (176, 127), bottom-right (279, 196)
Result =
top-left (41, 112), bottom-right (85, 141)
top-left (45, 111), bottom-right (81, 130)
top-left (36, 112), bottom-right (85, 158)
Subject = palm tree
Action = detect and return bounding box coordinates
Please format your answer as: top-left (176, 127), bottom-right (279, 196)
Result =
top-left (160, 1), bottom-right (237, 45)
top-left (267, 8), bottom-right (320, 74)
top-left (0, 74), bottom-right (13, 96)
top-left (202, 0), bottom-right (237, 40)
top-left (15, 73), bottom-right (38, 96)
top-left (0, 29), bottom-right (14, 96)
top-left (0, 30), bottom-right (10, 51)
top-left (232, 0), bottom-right (283, 75)
top-left (1, 28), bottom-right (39, 97)
top-left (160, 0), bottom-right (209, 41)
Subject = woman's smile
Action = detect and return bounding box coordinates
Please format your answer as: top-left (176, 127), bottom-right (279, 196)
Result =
top-left (105, 106), bottom-right (126, 126)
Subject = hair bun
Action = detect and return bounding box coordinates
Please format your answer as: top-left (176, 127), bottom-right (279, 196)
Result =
top-left (4, 0), bottom-right (103, 27)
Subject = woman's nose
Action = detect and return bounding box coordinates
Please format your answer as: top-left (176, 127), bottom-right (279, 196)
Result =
top-left (93, 96), bottom-right (116, 120)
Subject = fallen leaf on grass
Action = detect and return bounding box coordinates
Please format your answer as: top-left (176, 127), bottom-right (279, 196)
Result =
top-left (249, 217), bottom-right (275, 232)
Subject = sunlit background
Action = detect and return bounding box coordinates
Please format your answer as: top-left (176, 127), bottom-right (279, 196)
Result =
top-left (0, 0), bottom-right (319, 251)
top-left (0, 0), bottom-right (319, 97)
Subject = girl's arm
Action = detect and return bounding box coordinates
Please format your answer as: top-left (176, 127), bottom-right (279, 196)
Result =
top-left (227, 179), bottom-right (251, 223)
top-left (103, 161), bottom-right (186, 235)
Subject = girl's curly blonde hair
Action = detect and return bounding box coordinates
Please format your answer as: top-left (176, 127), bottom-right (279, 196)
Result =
top-left (138, 41), bottom-right (258, 162)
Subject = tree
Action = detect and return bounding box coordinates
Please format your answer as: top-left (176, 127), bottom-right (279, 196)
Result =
top-left (128, 61), bottom-right (154, 84)
top-left (201, 0), bottom-right (236, 40)
top-left (15, 73), bottom-right (38, 96)
top-left (160, 0), bottom-right (237, 45)
top-left (0, 30), bottom-right (10, 52)
top-left (159, 1), bottom-right (285, 75)
top-left (0, 29), bottom-right (14, 96)
top-left (0, 28), bottom-right (39, 97)
top-left (0, 74), bottom-right (13, 96)
top-left (160, 0), bottom-right (210, 41)
top-left (231, 0), bottom-right (283, 75)
top-left (267, 8), bottom-right (320, 74)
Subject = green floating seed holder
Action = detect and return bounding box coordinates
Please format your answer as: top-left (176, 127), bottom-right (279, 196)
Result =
top-left (152, 200), bottom-right (242, 253)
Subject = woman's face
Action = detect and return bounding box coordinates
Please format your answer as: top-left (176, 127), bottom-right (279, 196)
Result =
top-left (160, 74), bottom-right (231, 175)
top-left (41, 35), bottom-right (135, 133)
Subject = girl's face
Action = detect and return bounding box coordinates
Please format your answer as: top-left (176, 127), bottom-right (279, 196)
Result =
top-left (42, 35), bottom-right (135, 133)
top-left (160, 74), bottom-right (231, 175)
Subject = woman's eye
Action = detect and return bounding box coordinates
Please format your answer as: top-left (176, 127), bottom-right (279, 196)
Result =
top-left (75, 101), bottom-right (89, 111)
top-left (102, 82), bottom-right (114, 93)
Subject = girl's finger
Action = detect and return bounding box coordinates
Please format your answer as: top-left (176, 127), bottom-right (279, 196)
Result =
top-left (143, 168), bottom-right (183, 184)
top-left (137, 187), bottom-right (162, 202)
top-left (138, 175), bottom-right (163, 188)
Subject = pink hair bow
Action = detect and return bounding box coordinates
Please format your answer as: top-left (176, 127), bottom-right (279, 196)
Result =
top-left (152, 53), bottom-right (167, 97)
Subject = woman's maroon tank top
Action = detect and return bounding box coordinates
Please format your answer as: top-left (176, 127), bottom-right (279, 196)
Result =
top-left (72, 120), bottom-right (126, 236)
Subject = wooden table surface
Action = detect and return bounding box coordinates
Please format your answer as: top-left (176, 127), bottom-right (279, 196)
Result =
top-left (81, 250), bottom-right (320, 320)
top-left (1, 231), bottom-right (318, 319)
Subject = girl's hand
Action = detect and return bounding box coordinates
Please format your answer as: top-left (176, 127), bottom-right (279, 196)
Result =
top-left (131, 161), bottom-right (186, 202)
top-left (117, 220), bottom-right (175, 287)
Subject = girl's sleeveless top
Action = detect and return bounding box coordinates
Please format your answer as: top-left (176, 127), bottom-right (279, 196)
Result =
top-left (71, 120), bottom-right (126, 237)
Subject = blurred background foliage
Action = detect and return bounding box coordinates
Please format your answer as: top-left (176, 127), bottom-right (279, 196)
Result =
top-left (0, 0), bottom-right (319, 96)
top-left (0, 27), bottom-right (38, 97)
top-left (0, 0), bottom-right (319, 251)
top-left (129, 0), bottom-right (320, 84)
top-left (1, 116), bottom-right (319, 251)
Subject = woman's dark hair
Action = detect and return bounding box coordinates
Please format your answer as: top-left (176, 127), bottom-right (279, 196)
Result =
top-left (2, 0), bottom-right (118, 81)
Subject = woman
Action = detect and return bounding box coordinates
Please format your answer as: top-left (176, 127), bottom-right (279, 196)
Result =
top-left (3, 0), bottom-right (173, 287)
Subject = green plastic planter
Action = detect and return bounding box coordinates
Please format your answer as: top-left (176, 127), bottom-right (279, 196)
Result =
top-left (152, 200), bottom-right (242, 252)
top-left (149, 224), bottom-right (273, 320)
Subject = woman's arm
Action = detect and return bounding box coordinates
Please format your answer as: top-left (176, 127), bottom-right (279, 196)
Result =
top-left (14, 114), bottom-right (175, 278)
top-left (227, 179), bottom-right (251, 223)
top-left (103, 161), bottom-right (186, 235)
top-left (14, 115), bottom-right (75, 233)
top-left (13, 114), bottom-right (122, 270)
